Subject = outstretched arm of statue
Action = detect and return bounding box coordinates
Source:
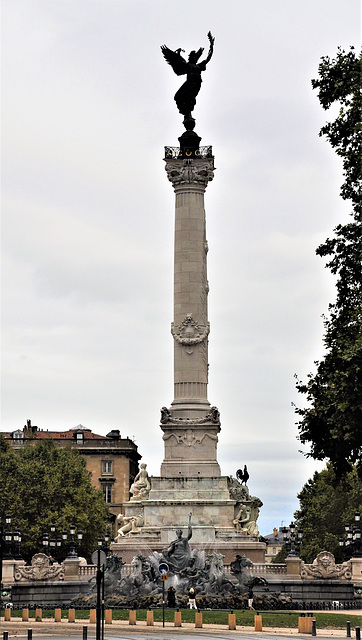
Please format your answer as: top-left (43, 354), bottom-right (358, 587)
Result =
top-left (202, 32), bottom-right (215, 66)
top-left (187, 512), bottom-right (192, 540)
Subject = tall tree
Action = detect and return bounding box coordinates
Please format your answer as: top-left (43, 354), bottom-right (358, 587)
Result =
top-left (0, 437), bottom-right (110, 561)
top-left (294, 464), bottom-right (362, 563)
top-left (295, 47), bottom-right (362, 477)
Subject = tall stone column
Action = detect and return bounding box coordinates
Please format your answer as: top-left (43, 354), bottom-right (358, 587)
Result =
top-left (160, 150), bottom-right (220, 477)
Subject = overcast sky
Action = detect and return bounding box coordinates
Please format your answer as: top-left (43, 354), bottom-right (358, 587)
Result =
top-left (2, 0), bottom-right (360, 535)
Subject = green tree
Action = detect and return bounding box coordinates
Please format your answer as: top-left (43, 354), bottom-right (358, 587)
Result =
top-left (294, 464), bottom-right (362, 563)
top-left (0, 436), bottom-right (110, 561)
top-left (295, 47), bottom-right (362, 477)
top-left (272, 545), bottom-right (288, 564)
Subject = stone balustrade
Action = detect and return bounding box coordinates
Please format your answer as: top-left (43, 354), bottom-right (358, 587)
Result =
top-left (249, 563), bottom-right (287, 575)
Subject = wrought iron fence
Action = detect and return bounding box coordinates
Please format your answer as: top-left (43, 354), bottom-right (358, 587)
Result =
top-left (164, 146), bottom-right (213, 159)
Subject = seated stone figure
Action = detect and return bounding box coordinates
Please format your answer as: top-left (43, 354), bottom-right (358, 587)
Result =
top-left (129, 463), bottom-right (151, 501)
top-left (161, 513), bottom-right (193, 573)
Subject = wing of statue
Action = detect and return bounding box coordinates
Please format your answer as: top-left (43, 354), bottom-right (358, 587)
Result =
top-left (160, 45), bottom-right (188, 76)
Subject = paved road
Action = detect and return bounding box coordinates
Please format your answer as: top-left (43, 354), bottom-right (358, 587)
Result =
top-left (0, 625), bottom-right (355, 640)
top-left (0, 629), bottom-right (355, 640)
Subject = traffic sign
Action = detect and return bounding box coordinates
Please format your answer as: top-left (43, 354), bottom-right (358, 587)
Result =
top-left (91, 550), bottom-right (106, 567)
top-left (158, 562), bottom-right (169, 574)
top-left (160, 573), bottom-right (168, 581)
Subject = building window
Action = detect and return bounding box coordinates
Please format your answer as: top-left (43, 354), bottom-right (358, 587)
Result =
top-left (75, 432), bottom-right (84, 443)
top-left (273, 547), bottom-right (276, 554)
top-left (102, 483), bottom-right (113, 503)
top-left (102, 460), bottom-right (113, 475)
top-left (11, 430), bottom-right (24, 444)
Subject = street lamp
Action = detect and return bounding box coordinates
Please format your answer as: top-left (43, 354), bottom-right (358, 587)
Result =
top-left (95, 533), bottom-right (110, 640)
top-left (1, 514), bottom-right (22, 600)
top-left (282, 522), bottom-right (303, 557)
top-left (63, 524), bottom-right (83, 559)
top-left (2, 514), bottom-right (22, 560)
top-left (43, 524), bottom-right (83, 560)
top-left (339, 511), bottom-right (361, 558)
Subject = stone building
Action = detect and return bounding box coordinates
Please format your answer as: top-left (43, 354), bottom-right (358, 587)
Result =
top-left (3, 420), bottom-right (141, 522)
top-left (264, 526), bottom-right (286, 562)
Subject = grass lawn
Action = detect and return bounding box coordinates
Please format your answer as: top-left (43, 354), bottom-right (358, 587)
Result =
top-left (2, 608), bottom-right (361, 629)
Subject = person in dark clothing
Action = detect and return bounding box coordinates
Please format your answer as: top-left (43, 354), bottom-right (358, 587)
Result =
top-left (188, 587), bottom-right (197, 609)
top-left (167, 586), bottom-right (176, 608)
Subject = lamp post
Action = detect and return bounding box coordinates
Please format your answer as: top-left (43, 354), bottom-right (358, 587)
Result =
top-left (43, 524), bottom-right (83, 561)
top-left (282, 522), bottom-right (303, 557)
top-left (95, 533), bottom-right (110, 640)
top-left (339, 511), bottom-right (361, 558)
top-left (2, 514), bottom-right (22, 560)
top-left (0, 515), bottom-right (12, 596)
top-left (1, 514), bottom-right (22, 600)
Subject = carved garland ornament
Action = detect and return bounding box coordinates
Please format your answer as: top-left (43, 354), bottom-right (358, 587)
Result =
top-left (163, 429), bottom-right (218, 447)
top-left (171, 314), bottom-right (210, 346)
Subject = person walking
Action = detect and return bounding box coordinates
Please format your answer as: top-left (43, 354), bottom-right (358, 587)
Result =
top-left (248, 585), bottom-right (255, 610)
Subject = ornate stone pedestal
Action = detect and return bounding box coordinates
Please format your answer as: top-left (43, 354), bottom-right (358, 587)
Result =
top-left (112, 475), bottom-right (266, 564)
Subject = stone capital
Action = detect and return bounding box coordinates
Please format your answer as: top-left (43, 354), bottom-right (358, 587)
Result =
top-left (165, 157), bottom-right (214, 189)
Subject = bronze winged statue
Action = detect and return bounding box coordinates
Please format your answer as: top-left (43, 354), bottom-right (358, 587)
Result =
top-left (161, 32), bottom-right (215, 122)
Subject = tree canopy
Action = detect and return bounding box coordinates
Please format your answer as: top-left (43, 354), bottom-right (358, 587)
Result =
top-left (294, 464), bottom-right (362, 564)
top-left (0, 436), bottom-right (110, 561)
top-left (295, 47), bottom-right (362, 477)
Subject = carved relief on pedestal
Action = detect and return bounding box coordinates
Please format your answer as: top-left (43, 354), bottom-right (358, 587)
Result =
top-left (300, 551), bottom-right (352, 580)
top-left (171, 314), bottom-right (210, 354)
top-left (163, 429), bottom-right (218, 447)
top-left (14, 553), bottom-right (65, 582)
top-left (165, 158), bottom-right (214, 188)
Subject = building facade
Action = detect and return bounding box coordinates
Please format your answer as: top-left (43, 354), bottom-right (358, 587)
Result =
top-left (264, 526), bottom-right (287, 562)
top-left (3, 420), bottom-right (141, 523)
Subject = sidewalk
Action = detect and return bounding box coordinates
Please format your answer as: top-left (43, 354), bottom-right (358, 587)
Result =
top-left (1, 614), bottom-right (361, 639)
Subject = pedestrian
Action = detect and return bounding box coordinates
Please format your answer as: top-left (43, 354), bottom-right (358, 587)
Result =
top-left (188, 587), bottom-right (197, 609)
top-left (167, 585), bottom-right (176, 608)
top-left (248, 585), bottom-right (255, 610)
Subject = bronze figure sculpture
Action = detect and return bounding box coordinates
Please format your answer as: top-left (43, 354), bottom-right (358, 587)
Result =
top-left (161, 32), bottom-right (215, 148)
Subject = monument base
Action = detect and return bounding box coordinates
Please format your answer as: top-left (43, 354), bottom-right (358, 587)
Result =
top-left (111, 475), bottom-right (266, 565)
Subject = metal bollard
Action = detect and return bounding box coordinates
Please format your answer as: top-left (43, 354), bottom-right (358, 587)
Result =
top-left (28, 631), bottom-right (33, 640)
top-left (356, 626), bottom-right (361, 640)
top-left (3, 631), bottom-right (9, 640)
top-left (83, 625), bottom-right (88, 639)
top-left (346, 620), bottom-right (351, 637)
top-left (312, 619), bottom-right (316, 636)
